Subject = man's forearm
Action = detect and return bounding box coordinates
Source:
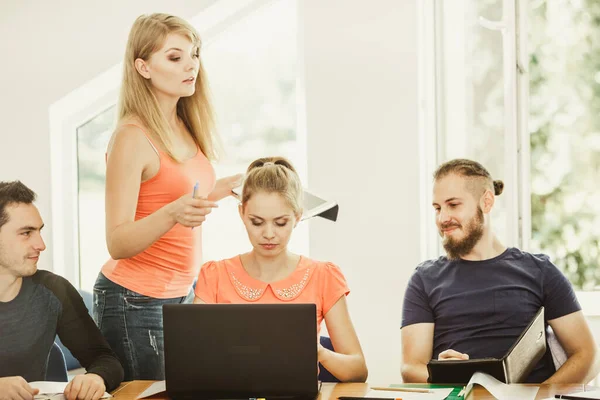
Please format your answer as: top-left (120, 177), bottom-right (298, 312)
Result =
top-left (544, 349), bottom-right (600, 384)
top-left (401, 363), bottom-right (429, 383)
top-left (55, 276), bottom-right (125, 391)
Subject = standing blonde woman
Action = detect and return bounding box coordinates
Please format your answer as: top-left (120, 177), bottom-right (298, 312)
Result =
top-left (93, 13), bottom-right (242, 380)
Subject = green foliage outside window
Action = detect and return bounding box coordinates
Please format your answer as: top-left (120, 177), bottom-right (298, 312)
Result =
top-left (529, 0), bottom-right (600, 290)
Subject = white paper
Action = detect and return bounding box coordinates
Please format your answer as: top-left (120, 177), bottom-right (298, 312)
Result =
top-left (30, 381), bottom-right (111, 400)
top-left (136, 381), bottom-right (167, 399)
top-left (465, 372), bottom-right (539, 400)
top-left (366, 388), bottom-right (453, 400)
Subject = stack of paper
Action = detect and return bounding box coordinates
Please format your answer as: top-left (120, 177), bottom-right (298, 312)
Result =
top-left (464, 372), bottom-right (539, 400)
top-left (30, 381), bottom-right (112, 400)
top-left (136, 381), bottom-right (166, 399)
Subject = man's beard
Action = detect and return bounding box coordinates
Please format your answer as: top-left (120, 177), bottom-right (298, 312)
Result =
top-left (442, 206), bottom-right (484, 260)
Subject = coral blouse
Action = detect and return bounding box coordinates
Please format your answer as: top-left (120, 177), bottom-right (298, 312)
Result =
top-left (194, 255), bottom-right (350, 333)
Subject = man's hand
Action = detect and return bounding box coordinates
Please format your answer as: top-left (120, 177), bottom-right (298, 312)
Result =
top-left (438, 349), bottom-right (470, 361)
top-left (64, 373), bottom-right (106, 400)
top-left (0, 376), bottom-right (39, 400)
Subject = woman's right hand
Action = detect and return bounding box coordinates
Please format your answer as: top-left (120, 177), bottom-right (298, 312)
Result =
top-left (167, 193), bottom-right (218, 227)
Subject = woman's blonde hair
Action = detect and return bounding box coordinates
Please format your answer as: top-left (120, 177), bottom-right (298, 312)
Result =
top-left (118, 13), bottom-right (218, 162)
top-left (242, 157), bottom-right (303, 215)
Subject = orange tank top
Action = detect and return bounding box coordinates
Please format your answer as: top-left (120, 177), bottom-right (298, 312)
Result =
top-left (102, 124), bottom-right (216, 298)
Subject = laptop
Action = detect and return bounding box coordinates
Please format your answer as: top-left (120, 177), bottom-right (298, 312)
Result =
top-left (427, 306), bottom-right (547, 384)
top-left (163, 303), bottom-right (319, 400)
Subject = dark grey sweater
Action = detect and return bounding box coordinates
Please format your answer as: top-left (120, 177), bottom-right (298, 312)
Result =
top-left (0, 270), bottom-right (124, 391)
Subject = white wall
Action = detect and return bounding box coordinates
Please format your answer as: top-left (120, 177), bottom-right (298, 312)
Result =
top-left (0, 0), bottom-right (217, 271)
top-left (301, 0), bottom-right (420, 383)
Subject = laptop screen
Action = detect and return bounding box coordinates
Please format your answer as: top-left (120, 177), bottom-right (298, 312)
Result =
top-left (163, 303), bottom-right (319, 400)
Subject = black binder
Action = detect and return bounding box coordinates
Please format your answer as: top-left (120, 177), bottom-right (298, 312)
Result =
top-left (427, 306), bottom-right (547, 384)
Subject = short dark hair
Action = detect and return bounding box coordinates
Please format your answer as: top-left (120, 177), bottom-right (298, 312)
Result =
top-left (0, 181), bottom-right (37, 230)
top-left (433, 159), bottom-right (504, 196)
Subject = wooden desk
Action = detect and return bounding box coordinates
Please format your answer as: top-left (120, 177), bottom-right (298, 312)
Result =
top-left (110, 381), bottom-right (597, 400)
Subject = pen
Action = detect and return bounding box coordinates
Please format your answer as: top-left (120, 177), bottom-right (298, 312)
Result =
top-left (370, 387), bottom-right (432, 394)
top-left (191, 181), bottom-right (199, 230)
top-left (338, 397), bottom-right (402, 400)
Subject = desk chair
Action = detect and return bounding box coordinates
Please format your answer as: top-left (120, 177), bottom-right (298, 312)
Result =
top-left (46, 342), bottom-right (69, 382)
top-left (319, 336), bottom-right (341, 382)
top-left (56, 289), bottom-right (93, 370)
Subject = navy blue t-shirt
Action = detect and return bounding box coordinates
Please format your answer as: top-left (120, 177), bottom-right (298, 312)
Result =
top-left (401, 247), bottom-right (580, 383)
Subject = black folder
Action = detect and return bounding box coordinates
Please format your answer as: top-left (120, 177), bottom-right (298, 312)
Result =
top-left (427, 306), bottom-right (547, 384)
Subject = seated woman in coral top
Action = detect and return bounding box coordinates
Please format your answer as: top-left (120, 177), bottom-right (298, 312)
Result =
top-left (194, 157), bottom-right (368, 382)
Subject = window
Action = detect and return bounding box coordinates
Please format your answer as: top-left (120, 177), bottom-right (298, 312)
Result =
top-left (200, 0), bottom-right (307, 263)
top-left (423, 0), bottom-right (599, 293)
top-left (76, 106), bottom-right (115, 291)
top-left (422, 0), bottom-right (517, 254)
top-left (529, 0), bottom-right (600, 291)
top-left (64, 0), bottom-right (304, 293)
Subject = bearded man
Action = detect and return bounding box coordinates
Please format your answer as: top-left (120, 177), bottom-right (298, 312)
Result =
top-left (400, 159), bottom-right (599, 384)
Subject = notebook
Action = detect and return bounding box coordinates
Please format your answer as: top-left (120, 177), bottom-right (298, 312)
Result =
top-left (30, 381), bottom-right (111, 399)
top-left (427, 306), bottom-right (547, 384)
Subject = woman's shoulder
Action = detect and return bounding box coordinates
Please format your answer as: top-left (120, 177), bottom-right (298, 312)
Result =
top-left (107, 118), bottom-right (162, 160)
top-left (300, 257), bottom-right (350, 304)
top-left (302, 257), bottom-right (344, 276)
top-left (108, 118), bottom-right (148, 149)
top-left (116, 117), bottom-right (153, 140)
top-left (118, 115), bottom-right (146, 129)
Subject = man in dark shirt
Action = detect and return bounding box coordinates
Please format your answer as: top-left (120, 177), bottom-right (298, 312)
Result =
top-left (401, 159), bottom-right (600, 384)
top-left (0, 181), bottom-right (124, 400)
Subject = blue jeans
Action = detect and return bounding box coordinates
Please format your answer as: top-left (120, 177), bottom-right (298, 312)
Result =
top-left (92, 272), bottom-right (193, 381)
